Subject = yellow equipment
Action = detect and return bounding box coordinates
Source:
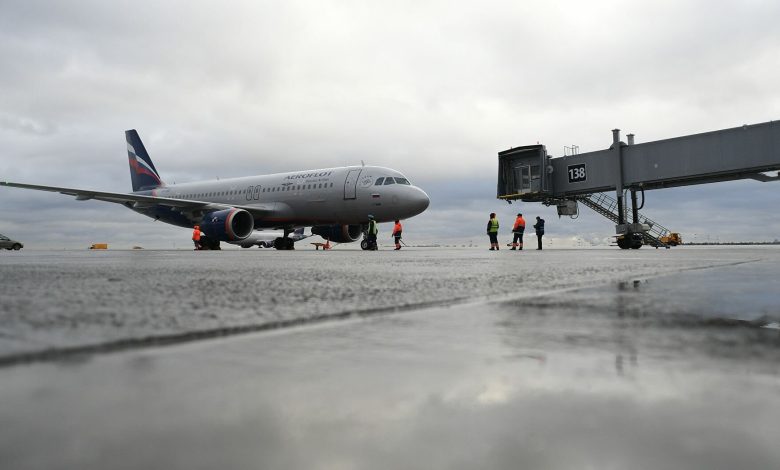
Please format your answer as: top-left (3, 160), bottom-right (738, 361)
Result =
top-left (659, 233), bottom-right (682, 246)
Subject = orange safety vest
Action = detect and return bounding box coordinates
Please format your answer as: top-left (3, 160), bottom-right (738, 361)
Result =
top-left (192, 228), bottom-right (201, 241)
top-left (513, 216), bottom-right (526, 231)
top-left (393, 222), bottom-right (403, 236)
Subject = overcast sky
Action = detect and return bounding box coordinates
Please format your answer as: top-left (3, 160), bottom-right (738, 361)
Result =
top-left (2, 0), bottom-right (780, 248)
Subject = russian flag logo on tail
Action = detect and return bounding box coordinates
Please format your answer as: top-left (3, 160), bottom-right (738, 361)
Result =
top-left (125, 129), bottom-right (163, 192)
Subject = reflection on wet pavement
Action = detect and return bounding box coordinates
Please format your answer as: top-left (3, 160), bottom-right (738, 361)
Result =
top-left (0, 248), bottom-right (774, 362)
top-left (0, 248), bottom-right (779, 469)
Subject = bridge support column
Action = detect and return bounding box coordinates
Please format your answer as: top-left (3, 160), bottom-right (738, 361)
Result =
top-left (612, 129), bottom-right (625, 226)
top-left (630, 188), bottom-right (639, 224)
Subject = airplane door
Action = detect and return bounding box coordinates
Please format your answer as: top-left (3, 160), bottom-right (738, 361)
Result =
top-left (343, 169), bottom-right (362, 200)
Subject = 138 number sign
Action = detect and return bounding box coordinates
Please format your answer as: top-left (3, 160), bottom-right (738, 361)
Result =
top-left (567, 163), bottom-right (587, 183)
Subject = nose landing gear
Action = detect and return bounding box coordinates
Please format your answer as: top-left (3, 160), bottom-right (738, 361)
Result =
top-left (361, 233), bottom-right (378, 251)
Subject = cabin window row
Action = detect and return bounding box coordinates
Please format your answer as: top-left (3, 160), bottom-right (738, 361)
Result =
top-left (166, 182), bottom-right (334, 201)
top-left (245, 182), bottom-right (335, 200)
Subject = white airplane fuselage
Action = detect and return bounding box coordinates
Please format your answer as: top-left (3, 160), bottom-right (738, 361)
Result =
top-left (136, 165), bottom-right (429, 230)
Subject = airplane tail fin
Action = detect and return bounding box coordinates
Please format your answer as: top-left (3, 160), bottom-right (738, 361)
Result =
top-left (125, 130), bottom-right (164, 192)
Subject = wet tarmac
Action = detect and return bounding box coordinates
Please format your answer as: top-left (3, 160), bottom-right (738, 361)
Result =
top-left (1, 247), bottom-right (780, 469)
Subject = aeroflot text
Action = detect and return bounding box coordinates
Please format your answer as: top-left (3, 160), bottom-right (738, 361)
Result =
top-left (285, 172), bottom-right (333, 180)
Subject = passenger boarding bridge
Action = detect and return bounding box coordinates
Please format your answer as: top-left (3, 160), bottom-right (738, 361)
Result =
top-left (497, 120), bottom-right (780, 248)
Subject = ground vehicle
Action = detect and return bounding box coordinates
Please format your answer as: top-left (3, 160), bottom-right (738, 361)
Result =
top-left (0, 234), bottom-right (23, 250)
top-left (659, 232), bottom-right (682, 246)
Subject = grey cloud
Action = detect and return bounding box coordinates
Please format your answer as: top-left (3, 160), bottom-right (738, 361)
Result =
top-left (1, 0), bottom-right (779, 246)
top-left (0, 114), bottom-right (56, 136)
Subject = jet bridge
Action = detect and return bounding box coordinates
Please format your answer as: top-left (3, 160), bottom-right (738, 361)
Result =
top-left (497, 120), bottom-right (780, 248)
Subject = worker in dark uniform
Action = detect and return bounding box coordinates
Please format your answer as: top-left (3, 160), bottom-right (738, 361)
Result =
top-left (511, 213), bottom-right (525, 250)
top-left (487, 213), bottom-right (500, 250)
top-left (367, 215), bottom-right (378, 250)
top-left (533, 216), bottom-right (545, 250)
top-left (192, 225), bottom-right (202, 250)
top-left (392, 219), bottom-right (403, 250)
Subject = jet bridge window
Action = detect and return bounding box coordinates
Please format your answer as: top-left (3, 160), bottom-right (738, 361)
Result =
top-left (375, 177), bottom-right (384, 185)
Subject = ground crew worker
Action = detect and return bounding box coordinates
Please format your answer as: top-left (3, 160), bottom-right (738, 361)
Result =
top-left (192, 225), bottom-right (202, 250)
top-left (511, 213), bottom-right (526, 250)
top-left (392, 219), bottom-right (403, 250)
top-left (487, 213), bottom-right (500, 250)
top-left (533, 216), bottom-right (545, 250)
top-left (367, 215), bottom-right (378, 250)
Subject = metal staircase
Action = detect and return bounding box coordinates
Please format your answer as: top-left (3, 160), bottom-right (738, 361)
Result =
top-left (577, 192), bottom-right (673, 248)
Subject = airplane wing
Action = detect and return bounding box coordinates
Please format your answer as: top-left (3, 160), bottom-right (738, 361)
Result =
top-left (0, 181), bottom-right (275, 219)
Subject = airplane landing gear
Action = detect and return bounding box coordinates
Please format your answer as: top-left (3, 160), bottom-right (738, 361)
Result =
top-left (273, 237), bottom-right (295, 250)
top-left (196, 236), bottom-right (221, 250)
top-left (274, 229), bottom-right (296, 250)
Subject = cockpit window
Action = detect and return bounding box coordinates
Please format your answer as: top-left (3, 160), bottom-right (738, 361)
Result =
top-left (394, 177), bottom-right (411, 185)
top-left (374, 177), bottom-right (384, 185)
top-left (384, 178), bottom-right (395, 185)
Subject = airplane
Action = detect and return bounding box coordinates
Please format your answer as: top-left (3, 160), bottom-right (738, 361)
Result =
top-left (0, 130), bottom-right (430, 250)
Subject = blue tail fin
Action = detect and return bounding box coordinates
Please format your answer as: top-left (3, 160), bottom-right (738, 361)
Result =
top-left (125, 130), bottom-right (163, 191)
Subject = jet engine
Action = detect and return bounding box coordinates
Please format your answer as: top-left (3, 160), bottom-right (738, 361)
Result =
top-left (311, 224), bottom-right (362, 243)
top-left (200, 208), bottom-right (254, 241)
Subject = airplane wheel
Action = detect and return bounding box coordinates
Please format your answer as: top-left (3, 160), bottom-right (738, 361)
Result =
top-left (361, 240), bottom-right (369, 250)
top-left (274, 238), bottom-right (295, 250)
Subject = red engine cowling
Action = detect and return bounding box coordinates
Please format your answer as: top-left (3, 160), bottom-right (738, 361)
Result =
top-left (201, 208), bottom-right (254, 241)
top-left (311, 224), bottom-right (362, 243)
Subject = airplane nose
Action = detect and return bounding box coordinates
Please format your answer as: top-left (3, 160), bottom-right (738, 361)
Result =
top-left (411, 187), bottom-right (430, 214)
